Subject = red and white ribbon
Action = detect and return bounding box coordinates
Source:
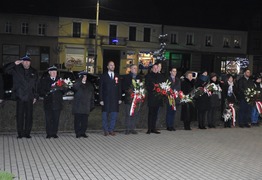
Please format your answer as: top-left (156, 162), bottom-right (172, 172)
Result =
top-left (255, 101), bottom-right (262, 114)
top-left (229, 103), bottom-right (236, 127)
top-left (130, 93), bottom-right (137, 116)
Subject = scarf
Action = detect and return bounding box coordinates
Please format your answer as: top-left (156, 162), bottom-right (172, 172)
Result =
top-left (227, 81), bottom-right (234, 97)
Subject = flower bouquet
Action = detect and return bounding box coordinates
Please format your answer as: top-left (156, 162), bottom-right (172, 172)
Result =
top-left (191, 83), bottom-right (221, 99)
top-left (244, 88), bottom-right (262, 116)
top-left (130, 79), bottom-right (146, 116)
top-left (50, 78), bottom-right (74, 93)
top-left (153, 80), bottom-right (177, 110)
top-left (222, 99), bottom-right (237, 127)
top-left (177, 90), bottom-right (193, 104)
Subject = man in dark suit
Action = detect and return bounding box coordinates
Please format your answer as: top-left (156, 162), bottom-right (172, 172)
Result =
top-left (145, 62), bottom-right (165, 134)
top-left (4, 55), bottom-right (38, 138)
top-left (38, 65), bottom-right (63, 138)
top-left (165, 67), bottom-right (181, 131)
top-left (0, 71), bottom-right (4, 104)
top-left (99, 61), bottom-right (122, 136)
top-left (122, 64), bottom-right (143, 135)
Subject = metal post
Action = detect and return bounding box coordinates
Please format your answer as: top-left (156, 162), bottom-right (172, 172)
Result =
top-left (94, 0), bottom-right (100, 74)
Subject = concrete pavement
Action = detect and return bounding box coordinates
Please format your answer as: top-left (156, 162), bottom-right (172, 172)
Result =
top-left (1, 126), bottom-right (262, 180)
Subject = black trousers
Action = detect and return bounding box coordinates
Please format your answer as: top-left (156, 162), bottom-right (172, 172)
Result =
top-left (198, 110), bottom-right (207, 128)
top-left (147, 106), bottom-right (160, 131)
top-left (44, 109), bottom-right (61, 136)
top-left (74, 114), bottom-right (88, 135)
top-left (16, 100), bottom-right (33, 136)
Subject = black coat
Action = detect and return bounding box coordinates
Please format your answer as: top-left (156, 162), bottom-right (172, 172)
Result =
top-left (99, 72), bottom-right (122, 112)
top-left (4, 62), bottom-right (38, 101)
top-left (122, 73), bottom-right (143, 104)
top-left (221, 81), bottom-right (238, 105)
top-left (0, 73), bottom-right (4, 99)
top-left (145, 72), bottom-right (165, 107)
top-left (38, 76), bottom-right (63, 110)
top-left (194, 76), bottom-right (210, 111)
top-left (237, 76), bottom-right (255, 101)
top-left (181, 78), bottom-right (196, 122)
top-left (72, 79), bottom-right (95, 114)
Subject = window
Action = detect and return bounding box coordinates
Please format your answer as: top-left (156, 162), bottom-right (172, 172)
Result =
top-left (129, 26), bottom-right (136, 41)
top-left (223, 37), bottom-right (230, 47)
top-left (21, 22), bottom-right (29, 34)
top-left (205, 35), bottom-right (212, 46)
top-left (143, 27), bottom-right (151, 42)
top-left (5, 22), bottom-right (12, 33)
top-left (186, 33), bottom-right (193, 45)
top-left (89, 23), bottom-right (96, 39)
top-left (170, 33), bottom-right (177, 44)
top-left (73, 22), bottom-right (81, 37)
top-left (253, 39), bottom-right (261, 50)
top-left (234, 39), bottom-right (240, 48)
top-left (109, 24), bottom-right (117, 45)
top-left (38, 24), bottom-right (46, 36)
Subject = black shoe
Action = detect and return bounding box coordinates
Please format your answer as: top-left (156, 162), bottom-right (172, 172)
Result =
top-left (244, 124), bottom-right (251, 128)
top-left (130, 130), bottom-right (138, 134)
top-left (146, 130), bottom-right (151, 134)
top-left (171, 127), bottom-right (176, 131)
top-left (166, 127), bottom-right (172, 131)
top-left (125, 130), bottom-right (130, 135)
top-left (76, 135), bottom-right (81, 138)
top-left (46, 135), bottom-right (51, 139)
top-left (25, 135), bottom-right (31, 139)
top-left (239, 124), bottom-right (244, 128)
top-left (81, 134), bottom-right (88, 138)
top-left (185, 127), bottom-right (192, 130)
top-left (17, 135), bottom-right (23, 139)
top-left (151, 130), bottom-right (161, 134)
top-left (53, 135), bottom-right (58, 138)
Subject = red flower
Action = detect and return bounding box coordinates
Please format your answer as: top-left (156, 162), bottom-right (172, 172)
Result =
top-left (162, 90), bottom-right (167, 95)
top-left (156, 88), bottom-right (161, 92)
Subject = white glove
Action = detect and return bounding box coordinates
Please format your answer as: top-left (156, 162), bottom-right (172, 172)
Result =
top-left (100, 101), bottom-right (104, 106)
top-left (118, 100), bottom-right (122, 104)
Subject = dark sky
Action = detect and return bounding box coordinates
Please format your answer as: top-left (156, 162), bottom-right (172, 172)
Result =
top-left (1, 0), bottom-right (262, 30)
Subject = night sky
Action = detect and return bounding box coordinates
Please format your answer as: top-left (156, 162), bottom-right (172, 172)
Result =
top-left (1, 0), bottom-right (261, 30)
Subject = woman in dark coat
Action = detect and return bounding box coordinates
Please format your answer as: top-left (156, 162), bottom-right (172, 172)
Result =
top-left (181, 71), bottom-right (196, 130)
top-left (207, 73), bottom-right (222, 128)
top-left (72, 71), bottom-right (95, 138)
top-left (221, 74), bottom-right (238, 127)
top-left (194, 70), bottom-right (210, 129)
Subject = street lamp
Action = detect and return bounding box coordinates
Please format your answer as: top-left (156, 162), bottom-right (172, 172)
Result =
top-left (94, 0), bottom-right (100, 74)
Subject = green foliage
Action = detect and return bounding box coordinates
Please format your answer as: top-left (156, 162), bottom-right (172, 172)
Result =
top-left (0, 171), bottom-right (15, 180)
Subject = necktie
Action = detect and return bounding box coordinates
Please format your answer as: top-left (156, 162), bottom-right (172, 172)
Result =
top-left (111, 73), bottom-right (113, 79)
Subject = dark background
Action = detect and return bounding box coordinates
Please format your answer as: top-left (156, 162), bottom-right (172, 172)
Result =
top-left (1, 0), bottom-right (262, 30)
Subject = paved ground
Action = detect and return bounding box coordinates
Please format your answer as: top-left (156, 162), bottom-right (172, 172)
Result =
top-left (1, 126), bottom-right (262, 180)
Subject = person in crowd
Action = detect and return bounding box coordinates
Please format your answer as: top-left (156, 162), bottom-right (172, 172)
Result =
top-left (0, 71), bottom-right (4, 104)
top-left (145, 62), bottom-right (165, 134)
top-left (207, 73), bottom-right (222, 128)
top-left (194, 70), bottom-right (210, 129)
top-left (165, 67), bottom-right (181, 131)
top-left (221, 74), bottom-right (238, 128)
top-left (180, 71), bottom-right (196, 130)
top-left (237, 69), bottom-right (255, 128)
top-left (72, 70), bottom-right (95, 138)
top-left (4, 55), bottom-right (38, 138)
top-left (99, 61), bottom-right (122, 136)
top-left (156, 61), bottom-right (166, 129)
top-left (122, 64), bottom-right (143, 135)
top-left (251, 75), bottom-right (262, 126)
top-left (38, 65), bottom-right (63, 138)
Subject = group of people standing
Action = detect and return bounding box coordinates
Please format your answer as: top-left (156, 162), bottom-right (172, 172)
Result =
top-left (1, 56), bottom-right (261, 138)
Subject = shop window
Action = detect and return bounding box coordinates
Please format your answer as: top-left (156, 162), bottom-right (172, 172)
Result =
top-left (138, 52), bottom-right (154, 69)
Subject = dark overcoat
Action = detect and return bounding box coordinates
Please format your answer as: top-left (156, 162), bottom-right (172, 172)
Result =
top-left (145, 72), bottom-right (165, 107)
top-left (4, 62), bottom-right (38, 101)
top-left (122, 73), bottom-right (143, 104)
top-left (38, 76), bottom-right (63, 110)
top-left (99, 72), bottom-right (122, 112)
top-left (72, 79), bottom-right (95, 114)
